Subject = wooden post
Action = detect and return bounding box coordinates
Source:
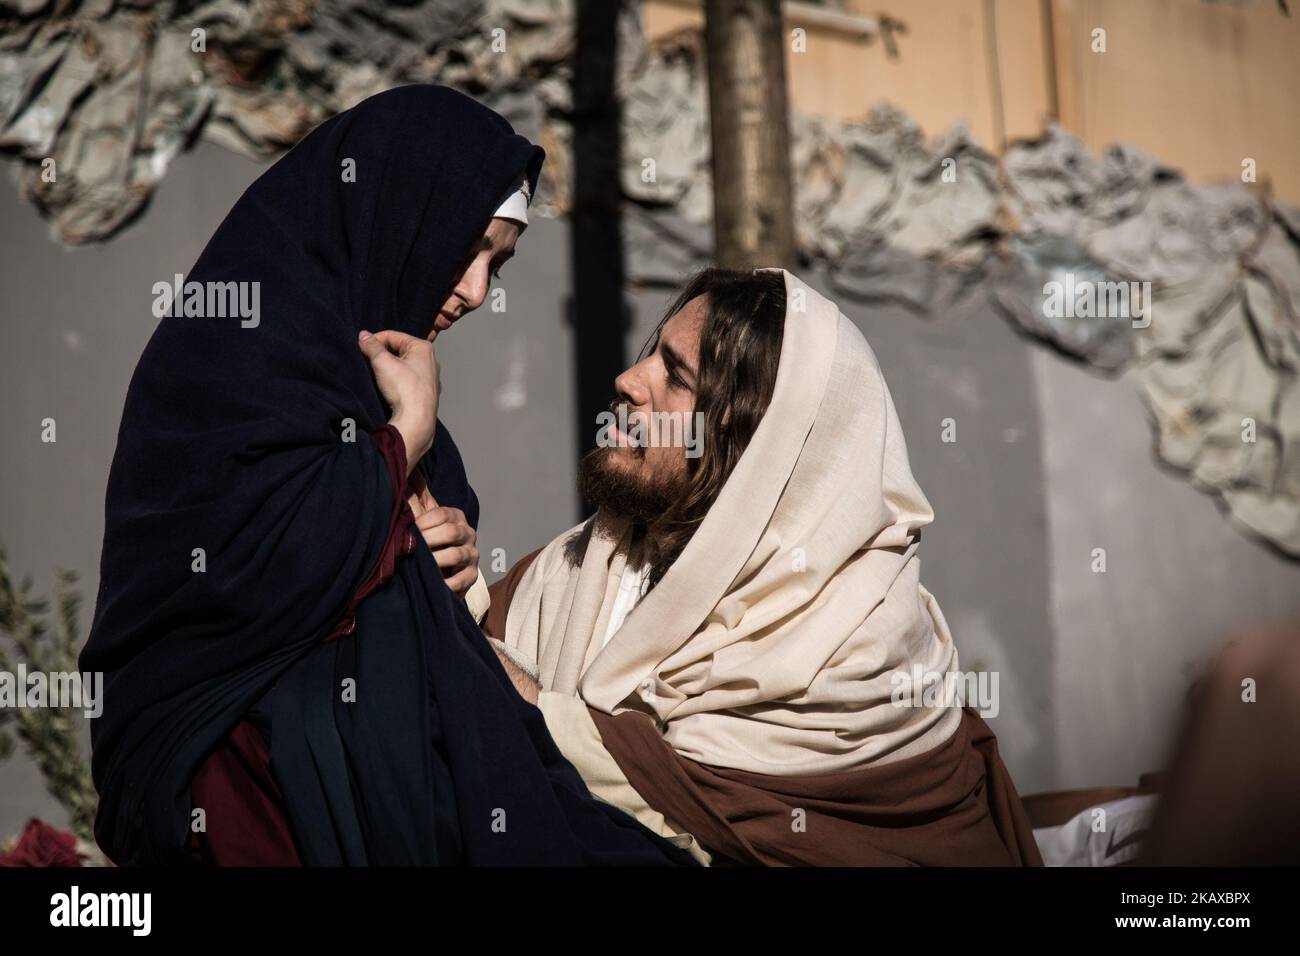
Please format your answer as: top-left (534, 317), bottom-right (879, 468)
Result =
top-left (704, 0), bottom-right (797, 270)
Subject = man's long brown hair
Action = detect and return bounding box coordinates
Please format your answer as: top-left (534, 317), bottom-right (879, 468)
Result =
top-left (640, 268), bottom-right (787, 583)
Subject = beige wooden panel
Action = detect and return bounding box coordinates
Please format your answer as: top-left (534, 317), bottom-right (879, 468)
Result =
top-left (645, 0), bottom-right (1005, 148)
top-left (644, 0), bottom-right (1300, 203)
top-left (1050, 0), bottom-right (1300, 203)
top-left (992, 0), bottom-right (1057, 144)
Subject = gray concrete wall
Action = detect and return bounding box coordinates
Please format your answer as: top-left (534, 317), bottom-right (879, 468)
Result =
top-left (2, 142), bottom-right (1297, 839)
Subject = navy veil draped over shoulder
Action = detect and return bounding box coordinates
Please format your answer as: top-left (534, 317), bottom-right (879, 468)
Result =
top-left (80, 85), bottom-right (696, 866)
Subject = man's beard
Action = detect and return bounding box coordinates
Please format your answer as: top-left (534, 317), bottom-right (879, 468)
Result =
top-left (578, 445), bottom-right (689, 526)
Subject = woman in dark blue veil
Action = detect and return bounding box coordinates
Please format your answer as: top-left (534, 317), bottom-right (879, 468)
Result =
top-left (79, 85), bottom-right (697, 867)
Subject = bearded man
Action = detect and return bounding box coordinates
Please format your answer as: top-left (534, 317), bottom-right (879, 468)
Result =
top-left (483, 267), bottom-right (1043, 867)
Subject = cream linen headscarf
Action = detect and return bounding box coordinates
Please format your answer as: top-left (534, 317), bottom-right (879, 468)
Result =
top-left (504, 269), bottom-right (963, 775)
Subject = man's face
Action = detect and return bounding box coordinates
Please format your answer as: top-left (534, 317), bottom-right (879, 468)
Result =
top-left (580, 295), bottom-right (707, 520)
top-left (430, 217), bottom-right (522, 340)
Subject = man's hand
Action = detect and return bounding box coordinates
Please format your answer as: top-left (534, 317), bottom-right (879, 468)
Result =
top-left (407, 470), bottom-right (479, 597)
top-left (417, 505), bottom-right (478, 595)
top-left (407, 469), bottom-right (437, 517)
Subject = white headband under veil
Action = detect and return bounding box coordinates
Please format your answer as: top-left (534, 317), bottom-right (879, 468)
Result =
top-left (491, 175), bottom-right (531, 226)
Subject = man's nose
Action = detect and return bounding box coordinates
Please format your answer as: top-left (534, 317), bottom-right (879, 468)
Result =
top-left (614, 368), bottom-right (649, 407)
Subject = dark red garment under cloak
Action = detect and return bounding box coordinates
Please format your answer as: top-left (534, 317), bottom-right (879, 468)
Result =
top-left (187, 424), bottom-right (415, 866)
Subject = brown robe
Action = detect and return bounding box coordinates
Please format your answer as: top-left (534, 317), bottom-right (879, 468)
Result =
top-left (487, 551), bottom-right (1043, 867)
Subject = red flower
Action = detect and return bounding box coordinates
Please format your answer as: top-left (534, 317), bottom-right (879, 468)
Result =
top-left (0, 818), bottom-right (84, 867)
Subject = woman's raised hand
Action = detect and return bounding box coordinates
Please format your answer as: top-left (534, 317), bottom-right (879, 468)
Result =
top-left (359, 330), bottom-right (440, 473)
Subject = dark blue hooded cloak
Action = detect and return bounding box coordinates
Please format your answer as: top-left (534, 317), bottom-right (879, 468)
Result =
top-left (80, 85), bottom-right (696, 867)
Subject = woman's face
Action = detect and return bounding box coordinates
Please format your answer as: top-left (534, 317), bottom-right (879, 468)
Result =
top-left (432, 217), bottom-right (522, 339)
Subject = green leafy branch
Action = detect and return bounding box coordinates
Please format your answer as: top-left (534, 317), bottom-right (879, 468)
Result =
top-left (0, 542), bottom-right (99, 842)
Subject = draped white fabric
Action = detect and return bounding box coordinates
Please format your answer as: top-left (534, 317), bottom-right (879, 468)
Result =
top-left (506, 269), bottom-right (963, 775)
